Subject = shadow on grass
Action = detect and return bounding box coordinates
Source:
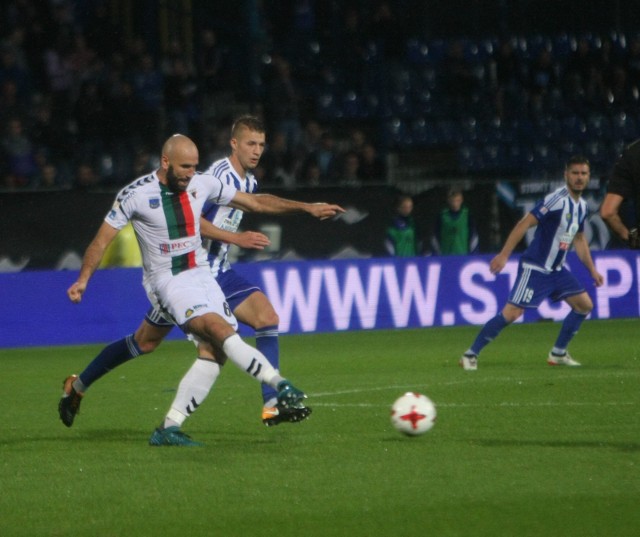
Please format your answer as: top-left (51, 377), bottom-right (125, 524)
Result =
top-left (2, 422), bottom-right (311, 451)
top-left (471, 438), bottom-right (640, 452)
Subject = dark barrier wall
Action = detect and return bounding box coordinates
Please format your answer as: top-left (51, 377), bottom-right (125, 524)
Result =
top-left (0, 186), bottom-right (498, 270)
top-left (1, 251), bottom-right (638, 349)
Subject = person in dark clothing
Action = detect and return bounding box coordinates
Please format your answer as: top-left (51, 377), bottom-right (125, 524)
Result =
top-left (600, 139), bottom-right (640, 249)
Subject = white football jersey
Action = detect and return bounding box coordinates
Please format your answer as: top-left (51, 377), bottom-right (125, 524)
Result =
top-left (105, 170), bottom-right (237, 283)
top-left (201, 157), bottom-right (258, 276)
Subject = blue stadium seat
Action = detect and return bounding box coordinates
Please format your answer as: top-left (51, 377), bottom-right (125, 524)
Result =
top-left (457, 144), bottom-right (482, 172)
top-left (383, 118), bottom-right (412, 148)
top-left (586, 114), bottom-right (612, 139)
top-left (316, 93), bottom-right (341, 120)
top-left (410, 117), bottom-right (438, 146)
top-left (552, 33), bottom-right (573, 59)
top-left (412, 89), bottom-right (435, 116)
top-left (611, 112), bottom-right (638, 141)
top-left (561, 116), bottom-right (589, 143)
top-left (388, 92), bottom-right (412, 117)
top-left (436, 119), bottom-right (461, 144)
top-left (482, 143), bottom-right (509, 171)
top-left (459, 117), bottom-right (479, 143)
top-left (341, 91), bottom-right (360, 118)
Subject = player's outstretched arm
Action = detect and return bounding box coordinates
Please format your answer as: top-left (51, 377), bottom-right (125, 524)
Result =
top-left (199, 217), bottom-right (270, 250)
top-left (229, 192), bottom-right (345, 220)
top-left (67, 222), bottom-right (120, 303)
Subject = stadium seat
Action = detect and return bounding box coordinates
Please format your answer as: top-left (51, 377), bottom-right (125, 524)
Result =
top-left (611, 112), bottom-right (638, 141)
top-left (341, 91), bottom-right (360, 118)
top-left (410, 117), bottom-right (438, 146)
top-left (457, 144), bottom-right (482, 172)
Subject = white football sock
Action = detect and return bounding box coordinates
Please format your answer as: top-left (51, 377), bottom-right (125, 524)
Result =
top-left (263, 396), bottom-right (278, 408)
top-left (222, 334), bottom-right (284, 388)
top-left (163, 358), bottom-right (221, 429)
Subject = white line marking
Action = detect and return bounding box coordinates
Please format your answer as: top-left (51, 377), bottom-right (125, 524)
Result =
top-left (310, 401), bottom-right (636, 408)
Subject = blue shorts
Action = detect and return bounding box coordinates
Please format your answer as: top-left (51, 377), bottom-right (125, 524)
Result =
top-left (215, 269), bottom-right (261, 311)
top-left (145, 268), bottom-right (260, 326)
top-left (508, 260), bottom-right (585, 308)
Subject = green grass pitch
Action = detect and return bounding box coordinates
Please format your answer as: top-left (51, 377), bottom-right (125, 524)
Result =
top-left (1, 319), bottom-right (639, 537)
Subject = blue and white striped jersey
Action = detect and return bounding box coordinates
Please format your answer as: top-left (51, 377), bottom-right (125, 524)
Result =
top-left (522, 186), bottom-right (588, 272)
top-left (201, 157), bottom-right (258, 276)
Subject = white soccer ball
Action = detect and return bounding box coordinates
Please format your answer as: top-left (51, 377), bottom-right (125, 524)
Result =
top-left (390, 392), bottom-right (437, 436)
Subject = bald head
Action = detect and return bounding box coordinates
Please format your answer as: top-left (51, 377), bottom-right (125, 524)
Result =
top-left (162, 134), bottom-right (198, 161)
top-left (159, 134), bottom-right (199, 191)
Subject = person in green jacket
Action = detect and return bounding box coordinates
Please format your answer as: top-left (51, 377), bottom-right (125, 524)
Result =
top-left (385, 194), bottom-right (420, 256)
top-left (432, 187), bottom-right (479, 255)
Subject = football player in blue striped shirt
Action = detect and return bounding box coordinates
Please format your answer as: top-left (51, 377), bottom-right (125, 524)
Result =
top-left (460, 155), bottom-right (604, 370)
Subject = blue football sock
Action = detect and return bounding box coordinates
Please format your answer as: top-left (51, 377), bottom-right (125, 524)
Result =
top-left (553, 310), bottom-right (587, 352)
top-left (469, 313), bottom-right (509, 356)
top-left (78, 334), bottom-right (143, 389)
top-left (256, 325), bottom-right (279, 405)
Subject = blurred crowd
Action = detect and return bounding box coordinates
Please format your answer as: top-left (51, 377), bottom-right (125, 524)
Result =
top-left (0, 0), bottom-right (393, 191)
top-left (3, 0), bottom-right (640, 191)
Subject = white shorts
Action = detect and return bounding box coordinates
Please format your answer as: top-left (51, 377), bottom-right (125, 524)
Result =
top-left (145, 267), bottom-right (238, 330)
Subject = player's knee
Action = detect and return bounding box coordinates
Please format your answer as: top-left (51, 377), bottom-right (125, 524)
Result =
top-left (571, 293), bottom-right (593, 315)
top-left (136, 338), bottom-right (162, 354)
top-left (574, 302), bottom-right (593, 316)
top-left (501, 307), bottom-right (522, 324)
top-left (192, 314), bottom-right (236, 345)
top-left (254, 309), bottom-right (279, 329)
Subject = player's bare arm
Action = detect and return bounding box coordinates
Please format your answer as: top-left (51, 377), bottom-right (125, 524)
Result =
top-left (573, 232), bottom-right (604, 287)
top-left (600, 192), bottom-right (630, 241)
top-left (199, 217), bottom-right (270, 250)
top-left (490, 213), bottom-right (538, 274)
top-left (229, 191), bottom-right (345, 219)
top-left (67, 222), bottom-right (120, 303)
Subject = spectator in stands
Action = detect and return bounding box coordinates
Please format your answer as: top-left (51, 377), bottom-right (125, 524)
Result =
top-left (385, 193), bottom-right (419, 256)
top-left (83, 2), bottom-right (121, 59)
top-left (0, 39), bottom-right (31, 99)
top-left (299, 119), bottom-right (323, 155)
top-left (625, 37), bottom-right (640, 95)
top-left (431, 187), bottom-right (479, 255)
top-left (131, 53), bottom-right (164, 148)
top-left (32, 160), bottom-right (69, 190)
top-left (263, 55), bottom-right (303, 151)
top-left (563, 37), bottom-right (599, 105)
top-left (300, 159), bottom-right (322, 186)
top-left (441, 39), bottom-right (477, 116)
top-left (594, 37), bottom-right (626, 107)
top-left (338, 150), bottom-right (361, 187)
top-left (366, 1), bottom-right (405, 96)
top-left (333, 6), bottom-right (366, 92)
top-left (2, 116), bottom-right (38, 188)
top-left (358, 142), bottom-right (387, 183)
top-left (163, 57), bottom-right (200, 138)
top-left (304, 129), bottom-right (339, 184)
top-left (74, 79), bottom-right (106, 166)
top-left (73, 162), bottom-right (100, 190)
top-left (260, 130), bottom-right (298, 188)
top-left (29, 95), bottom-right (69, 162)
top-left (197, 28), bottom-right (226, 119)
top-left (0, 79), bottom-right (27, 126)
top-left (527, 48), bottom-right (558, 115)
top-left (490, 39), bottom-right (524, 119)
top-left (67, 33), bottom-right (96, 87)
